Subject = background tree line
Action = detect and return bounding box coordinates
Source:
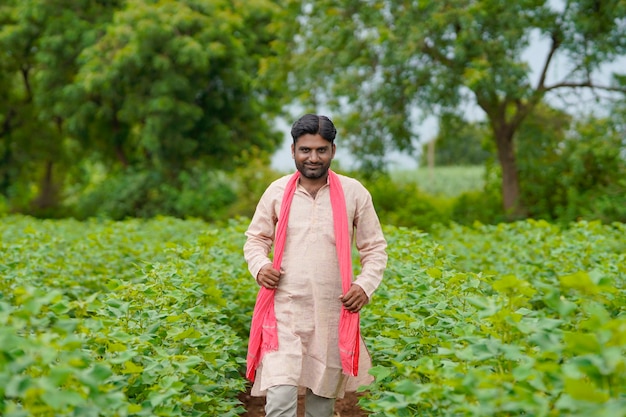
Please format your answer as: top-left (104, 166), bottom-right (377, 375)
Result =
top-left (0, 0), bottom-right (284, 219)
top-left (1, 0), bottom-right (625, 226)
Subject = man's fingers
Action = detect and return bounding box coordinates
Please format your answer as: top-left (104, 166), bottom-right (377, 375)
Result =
top-left (340, 295), bottom-right (364, 312)
top-left (262, 276), bottom-right (280, 288)
top-left (257, 265), bottom-right (283, 288)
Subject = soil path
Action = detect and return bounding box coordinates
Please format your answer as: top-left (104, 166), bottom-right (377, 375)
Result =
top-left (239, 389), bottom-right (369, 417)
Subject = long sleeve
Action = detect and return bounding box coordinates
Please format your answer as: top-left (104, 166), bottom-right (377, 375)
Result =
top-left (349, 181), bottom-right (388, 299)
top-left (243, 183), bottom-right (281, 280)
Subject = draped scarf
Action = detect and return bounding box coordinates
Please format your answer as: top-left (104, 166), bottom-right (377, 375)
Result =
top-left (246, 169), bottom-right (360, 381)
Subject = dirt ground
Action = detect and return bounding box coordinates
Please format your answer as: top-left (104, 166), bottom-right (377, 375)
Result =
top-left (239, 388), bottom-right (369, 417)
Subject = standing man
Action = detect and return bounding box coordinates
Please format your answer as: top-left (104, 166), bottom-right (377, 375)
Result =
top-left (243, 114), bottom-right (387, 417)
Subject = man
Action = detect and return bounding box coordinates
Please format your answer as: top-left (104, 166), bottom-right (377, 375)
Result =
top-left (243, 114), bottom-right (387, 417)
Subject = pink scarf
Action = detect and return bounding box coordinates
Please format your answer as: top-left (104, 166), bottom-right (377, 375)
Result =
top-left (246, 169), bottom-right (360, 381)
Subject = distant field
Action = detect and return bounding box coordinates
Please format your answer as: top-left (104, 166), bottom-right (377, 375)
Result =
top-left (391, 165), bottom-right (485, 196)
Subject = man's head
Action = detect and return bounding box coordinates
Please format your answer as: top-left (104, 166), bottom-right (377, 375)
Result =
top-left (290, 114), bottom-right (337, 180)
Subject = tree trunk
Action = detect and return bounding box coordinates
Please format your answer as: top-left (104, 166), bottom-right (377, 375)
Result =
top-left (115, 144), bottom-right (129, 167)
top-left (0, 110), bottom-right (16, 197)
top-left (494, 125), bottom-right (526, 219)
top-left (33, 160), bottom-right (59, 211)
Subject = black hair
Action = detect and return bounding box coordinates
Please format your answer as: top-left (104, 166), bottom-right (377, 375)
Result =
top-left (290, 114), bottom-right (337, 144)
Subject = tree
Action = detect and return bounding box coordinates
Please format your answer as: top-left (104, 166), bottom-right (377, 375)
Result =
top-left (283, 0), bottom-right (626, 217)
top-left (0, 0), bottom-right (286, 214)
top-left (65, 0), bottom-right (284, 175)
top-left (0, 0), bottom-right (118, 212)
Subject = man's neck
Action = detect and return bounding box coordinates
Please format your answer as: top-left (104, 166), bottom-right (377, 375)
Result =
top-left (299, 174), bottom-right (328, 197)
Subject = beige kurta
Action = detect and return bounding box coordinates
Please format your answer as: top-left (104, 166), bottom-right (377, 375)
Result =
top-left (244, 173), bottom-right (388, 399)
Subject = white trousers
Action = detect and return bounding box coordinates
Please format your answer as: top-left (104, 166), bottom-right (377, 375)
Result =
top-left (265, 385), bottom-right (336, 417)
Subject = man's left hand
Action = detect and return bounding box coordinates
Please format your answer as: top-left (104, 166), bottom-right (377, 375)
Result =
top-left (339, 285), bottom-right (369, 313)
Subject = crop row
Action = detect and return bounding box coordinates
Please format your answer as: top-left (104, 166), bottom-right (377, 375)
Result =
top-left (0, 216), bottom-right (252, 416)
top-left (1, 216), bottom-right (625, 416)
top-left (362, 220), bottom-right (626, 416)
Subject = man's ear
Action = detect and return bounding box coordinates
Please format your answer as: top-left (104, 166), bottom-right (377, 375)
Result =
top-left (291, 143), bottom-right (295, 159)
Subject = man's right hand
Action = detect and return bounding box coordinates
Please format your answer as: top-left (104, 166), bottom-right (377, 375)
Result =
top-left (256, 264), bottom-right (282, 289)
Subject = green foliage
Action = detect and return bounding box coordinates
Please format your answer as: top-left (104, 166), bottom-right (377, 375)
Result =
top-left (0, 0), bottom-right (121, 212)
top-left (361, 220), bottom-right (626, 416)
top-left (226, 148), bottom-right (286, 219)
top-left (387, 164), bottom-right (506, 226)
top-left (71, 168), bottom-right (236, 221)
top-left (0, 216), bottom-right (252, 416)
top-left (66, 0), bottom-right (284, 172)
top-left (65, 154), bottom-right (286, 221)
top-left (0, 0), bottom-right (285, 213)
top-left (2, 216), bottom-right (625, 415)
top-left (554, 117), bottom-right (626, 223)
top-left (446, 160), bottom-right (507, 225)
top-left (421, 114), bottom-right (492, 166)
top-left (450, 189), bottom-right (506, 226)
top-left (282, 0), bottom-right (626, 215)
top-left (516, 113), bottom-right (626, 224)
top-left (515, 105), bottom-right (572, 220)
top-left (364, 175), bottom-right (453, 231)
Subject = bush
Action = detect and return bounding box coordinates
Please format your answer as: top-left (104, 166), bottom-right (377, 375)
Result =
top-left (517, 114), bottom-right (626, 224)
top-left (364, 175), bottom-right (453, 231)
top-left (226, 154), bottom-right (285, 219)
top-left (71, 167), bottom-right (236, 221)
top-left (450, 189), bottom-right (506, 226)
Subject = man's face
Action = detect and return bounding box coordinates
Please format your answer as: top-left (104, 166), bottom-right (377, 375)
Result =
top-left (291, 133), bottom-right (336, 180)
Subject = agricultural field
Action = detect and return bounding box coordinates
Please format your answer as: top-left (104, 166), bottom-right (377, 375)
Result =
top-left (1, 215), bottom-right (625, 416)
top-left (391, 165), bottom-right (485, 196)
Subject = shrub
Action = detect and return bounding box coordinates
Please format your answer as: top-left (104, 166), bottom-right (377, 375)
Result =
top-left (450, 189), bottom-right (506, 226)
top-left (517, 114), bottom-right (626, 224)
top-left (364, 175), bottom-right (453, 231)
top-left (71, 167), bottom-right (236, 221)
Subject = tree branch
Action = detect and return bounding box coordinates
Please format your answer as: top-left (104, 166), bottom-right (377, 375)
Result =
top-left (510, 99), bottom-right (532, 133)
top-left (21, 66), bottom-right (33, 103)
top-left (536, 30), bottom-right (561, 91)
top-left (543, 80), bottom-right (626, 93)
top-left (421, 40), bottom-right (454, 68)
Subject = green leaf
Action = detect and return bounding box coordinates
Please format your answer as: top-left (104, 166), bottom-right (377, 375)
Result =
top-left (41, 390), bottom-right (85, 408)
top-left (564, 378), bottom-right (610, 403)
top-left (369, 365), bottom-right (393, 380)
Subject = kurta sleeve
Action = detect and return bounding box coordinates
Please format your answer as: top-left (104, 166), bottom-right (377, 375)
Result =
top-left (352, 185), bottom-right (388, 299)
top-left (244, 184), bottom-right (279, 280)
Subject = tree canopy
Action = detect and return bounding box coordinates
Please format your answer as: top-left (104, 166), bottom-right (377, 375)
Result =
top-left (283, 0), bottom-right (626, 216)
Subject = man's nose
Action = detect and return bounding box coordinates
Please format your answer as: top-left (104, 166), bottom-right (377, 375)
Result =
top-left (309, 151), bottom-right (320, 162)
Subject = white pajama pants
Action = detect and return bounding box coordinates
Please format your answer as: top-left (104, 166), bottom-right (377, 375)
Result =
top-left (266, 385), bottom-right (336, 417)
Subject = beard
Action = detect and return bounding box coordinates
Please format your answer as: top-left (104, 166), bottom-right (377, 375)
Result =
top-left (295, 160), bottom-right (331, 179)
